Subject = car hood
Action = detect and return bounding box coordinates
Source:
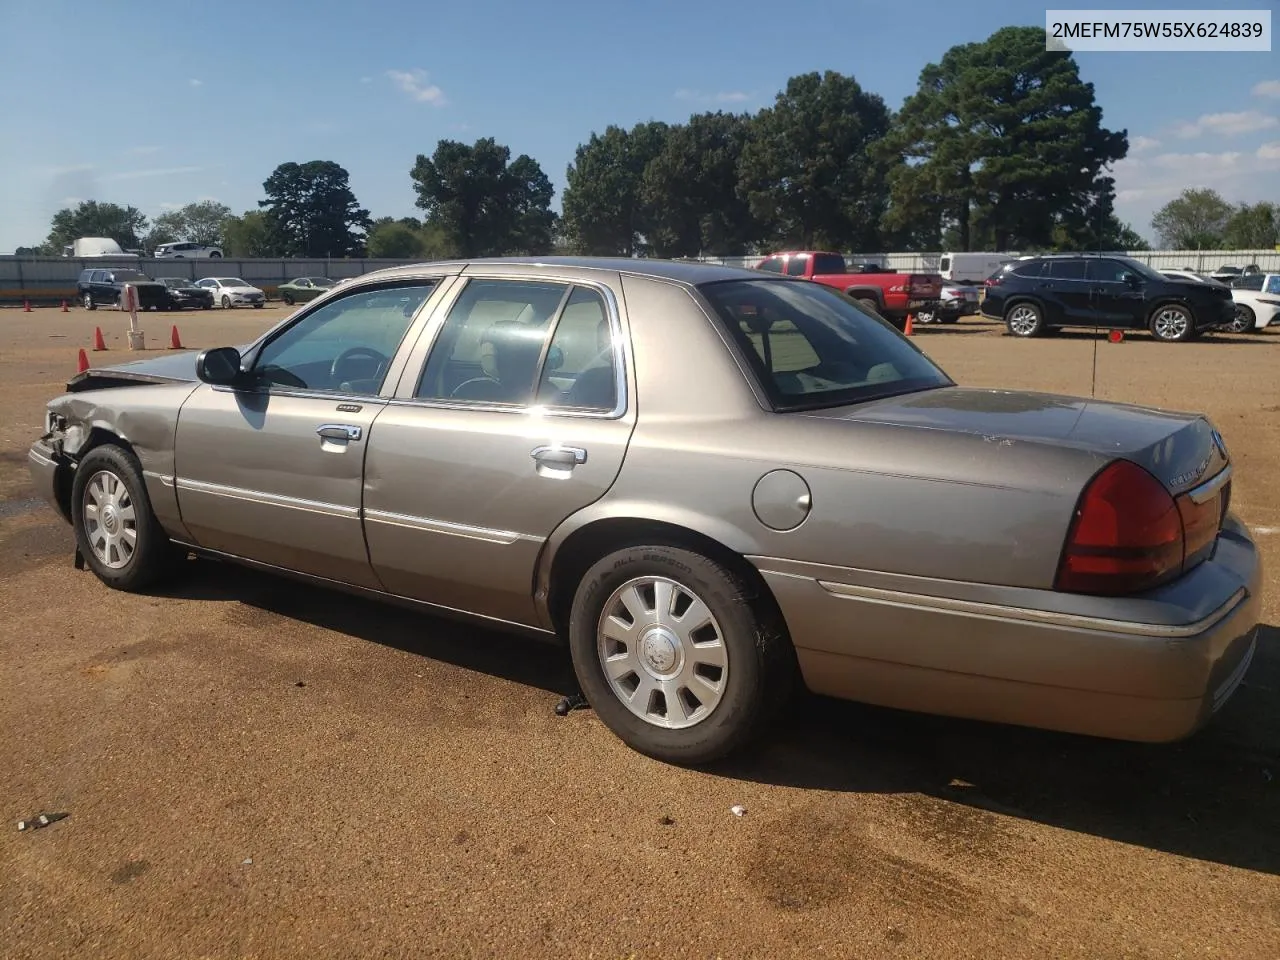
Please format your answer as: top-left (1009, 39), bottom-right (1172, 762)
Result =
top-left (66, 346), bottom-right (254, 392)
top-left (801, 385), bottom-right (1228, 495)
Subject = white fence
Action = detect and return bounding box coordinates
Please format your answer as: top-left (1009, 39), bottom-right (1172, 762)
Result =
top-left (696, 250), bottom-right (1280, 273)
top-left (3, 250), bottom-right (1278, 304)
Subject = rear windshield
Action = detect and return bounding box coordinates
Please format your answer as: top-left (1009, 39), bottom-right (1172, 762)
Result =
top-left (698, 279), bottom-right (952, 412)
top-left (811, 253), bottom-right (846, 274)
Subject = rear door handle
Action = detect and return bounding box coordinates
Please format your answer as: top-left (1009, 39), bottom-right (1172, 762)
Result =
top-left (317, 424), bottom-right (362, 442)
top-left (531, 445), bottom-right (587, 467)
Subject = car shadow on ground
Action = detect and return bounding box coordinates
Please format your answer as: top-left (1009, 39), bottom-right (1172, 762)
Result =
top-left (153, 559), bottom-right (1278, 876)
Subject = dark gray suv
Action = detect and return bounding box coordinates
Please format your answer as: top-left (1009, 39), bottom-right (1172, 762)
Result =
top-left (980, 255), bottom-right (1237, 342)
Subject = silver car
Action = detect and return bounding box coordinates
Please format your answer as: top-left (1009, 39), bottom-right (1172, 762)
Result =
top-left (28, 258), bottom-right (1263, 765)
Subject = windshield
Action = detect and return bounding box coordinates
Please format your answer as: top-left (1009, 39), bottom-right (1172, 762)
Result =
top-left (1233, 274), bottom-right (1265, 290)
top-left (698, 279), bottom-right (953, 412)
top-left (159, 278), bottom-right (187, 288)
top-left (220, 278), bottom-right (250, 287)
top-left (314, 278), bottom-right (336, 287)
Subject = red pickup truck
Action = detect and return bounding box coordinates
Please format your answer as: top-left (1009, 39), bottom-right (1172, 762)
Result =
top-left (752, 251), bottom-right (943, 328)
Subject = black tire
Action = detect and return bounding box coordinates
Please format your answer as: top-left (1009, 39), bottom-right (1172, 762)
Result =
top-left (1149, 303), bottom-right (1195, 342)
top-left (1004, 301), bottom-right (1044, 337)
top-left (567, 544), bottom-right (796, 766)
top-left (1228, 305), bottom-right (1255, 334)
top-left (853, 297), bottom-right (882, 317)
top-left (83, 292), bottom-right (96, 311)
top-left (253, 302), bottom-right (264, 309)
top-left (209, 252), bottom-right (222, 258)
top-left (71, 444), bottom-right (182, 592)
top-left (221, 295), bottom-right (231, 309)
top-left (283, 294), bottom-right (294, 305)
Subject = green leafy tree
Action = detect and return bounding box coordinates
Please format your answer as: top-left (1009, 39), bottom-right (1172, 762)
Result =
top-left (259, 160), bottom-right (371, 257)
top-left (737, 70), bottom-right (892, 252)
top-left (43, 200), bottom-right (149, 253)
top-left (146, 211), bottom-right (186, 250)
top-left (561, 122), bottom-right (670, 255)
top-left (1151, 188), bottom-right (1233, 249)
top-left (640, 112), bottom-right (758, 257)
top-left (410, 138), bottom-right (556, 257)
top-left (882, 26), bottom-right (1128, 251)
top-left (14, 245), bottom-right (42, 256)
top-left (1223, 201), bottom-right (1278, 249)
top-left (221, 210), bottom-right (283, 258)
top-left (367, 217), bottom-right (428, 258)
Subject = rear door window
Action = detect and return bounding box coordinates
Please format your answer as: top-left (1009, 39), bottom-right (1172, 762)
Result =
top-left (1046, 259), bottom-right (1086, 281)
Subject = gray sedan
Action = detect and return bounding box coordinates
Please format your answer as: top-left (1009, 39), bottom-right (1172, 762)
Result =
top-left (28, 258), bottom-right (1263, 765)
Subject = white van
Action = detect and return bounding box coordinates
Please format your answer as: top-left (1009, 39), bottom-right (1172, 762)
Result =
top-left (62, 237), bottom-right (138, 258)
top-left (939, 252), bottom-right (1016, 284)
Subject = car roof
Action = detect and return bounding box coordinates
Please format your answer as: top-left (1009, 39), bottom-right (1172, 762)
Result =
top-left (353, 255), bottom-right (765, 287)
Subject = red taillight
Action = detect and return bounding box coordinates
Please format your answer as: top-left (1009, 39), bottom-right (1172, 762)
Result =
top-left (1055, 460), bottom-right (1184, 595)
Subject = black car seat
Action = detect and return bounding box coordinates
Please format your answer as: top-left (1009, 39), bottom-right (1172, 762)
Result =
top-left (562, 318), bottom-right (617, 410)
top-left (450, 320), bottom-right (547, 403)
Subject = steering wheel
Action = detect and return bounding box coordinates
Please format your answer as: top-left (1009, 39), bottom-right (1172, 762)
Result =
top-left (330, 346), bottom-right (390, 382)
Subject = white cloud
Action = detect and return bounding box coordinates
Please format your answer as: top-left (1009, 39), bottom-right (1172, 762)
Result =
top-left (360, 76), bottom-right (372, 84)
top-left (1129, 135), bottom-right (1161, 153)
top-left (189, 78), bottom-right (203, 87)
top-left (386, 68), bottom-right (446, 105)
top-left (1173, 110), bottom-right (1278, 138)
top-left (1252, 79), bottom-right (1280, 98)
top-left (675, 88), bottom-right (753, 104)
top-left (125, 145), bottom-right (160, 157)
top-left (104, 166), bottom-right (204, 181)
top-left (1113, 144), bottom-right (1280, 239)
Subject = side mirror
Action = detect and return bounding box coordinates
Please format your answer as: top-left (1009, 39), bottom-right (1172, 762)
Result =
top-left (195, 346), bottom-right (245, 385)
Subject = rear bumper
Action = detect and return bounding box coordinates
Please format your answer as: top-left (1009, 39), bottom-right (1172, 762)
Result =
top-left (750, 517), bottom-right (1263, 742)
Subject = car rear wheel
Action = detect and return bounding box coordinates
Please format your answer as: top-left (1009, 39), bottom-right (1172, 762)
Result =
top-left (1150, 304), bottom-right (1194, 342)
top-left (209, 252), bottom-right (222, 258)
top-left (71, 444), bottom-right (183, 592)
top-left (853, 297), bottom-right (882, 317)
top-left (221, 295), bottom-right (231, 309)
top-left (1005, 302), bottom-right (1043, 337)
top-left (567, 544), bottom-right (796, 766)
top-left (1228, 305), bottom-right (1255, 333)
top-left (83, 293), bottom-right (95, 311)
top-left (283, 294), bottom-right (294, 305)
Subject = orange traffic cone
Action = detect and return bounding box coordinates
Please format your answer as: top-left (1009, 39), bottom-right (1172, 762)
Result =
top-left (61, 299), bottom-right (69, 313)
top-left (77, 348), bottom-right (90, 373)
top-left (904, 313), bottom-right (914, 336)
top-left (169, 325), bottom-right (183, 349)
top-left (23, 299), bottom-right (31, 312)
top-left (93, 326), bottom-right (107, 351)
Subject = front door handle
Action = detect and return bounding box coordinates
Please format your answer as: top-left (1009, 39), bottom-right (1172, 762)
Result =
top-left (317, 423), bottom-right (362, 442)
top-left (531, 445), bottom-right (587, 467)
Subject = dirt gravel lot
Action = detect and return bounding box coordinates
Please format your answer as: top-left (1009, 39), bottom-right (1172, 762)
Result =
top-left (2, 305), bottom-right (1278, 960)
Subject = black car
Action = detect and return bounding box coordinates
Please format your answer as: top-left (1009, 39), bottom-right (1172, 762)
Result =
top-left (76, 268), bottom-right (169, 312)
top-left (157, 277), bottom-right (214, 310)
top-left (980, 254), bottom-right (1237, 342)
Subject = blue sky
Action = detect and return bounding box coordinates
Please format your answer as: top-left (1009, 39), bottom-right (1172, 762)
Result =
top-left (0, 0), bottom-right (1276, 253)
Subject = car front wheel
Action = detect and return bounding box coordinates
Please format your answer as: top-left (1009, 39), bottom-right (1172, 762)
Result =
top-left (1150, 303), bottom-right (1195, 342)
top-left (71, 444), bottom-right (182, 591)
top-left (1228, 305), bottom-right (1255, 333)
top-left (83, 293), bottom-right (95, 311)
top-left (567, 544), bottom-right (795, 766)
top-left (221, 295), bottom-right (231, 309)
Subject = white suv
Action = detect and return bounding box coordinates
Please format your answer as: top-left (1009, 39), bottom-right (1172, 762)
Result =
top-left (154, 242), bottom-right (223, 259)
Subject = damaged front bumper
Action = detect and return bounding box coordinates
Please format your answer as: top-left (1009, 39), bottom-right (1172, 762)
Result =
top-left (27, 434), bottom-right (73, 524)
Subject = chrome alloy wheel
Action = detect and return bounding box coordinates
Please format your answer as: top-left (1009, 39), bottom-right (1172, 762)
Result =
top-left (1152, 306), bottom-right (1190, 340)
top-left (1007, 304), bottom-right (1039, 335)
top-left (596, 576), bottom-right (729, 729)
top-left (83, 469), bottom-right (137, 569)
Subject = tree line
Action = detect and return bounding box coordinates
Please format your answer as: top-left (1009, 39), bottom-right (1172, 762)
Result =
top-left (16, 26), bottom-right (1277, 261)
